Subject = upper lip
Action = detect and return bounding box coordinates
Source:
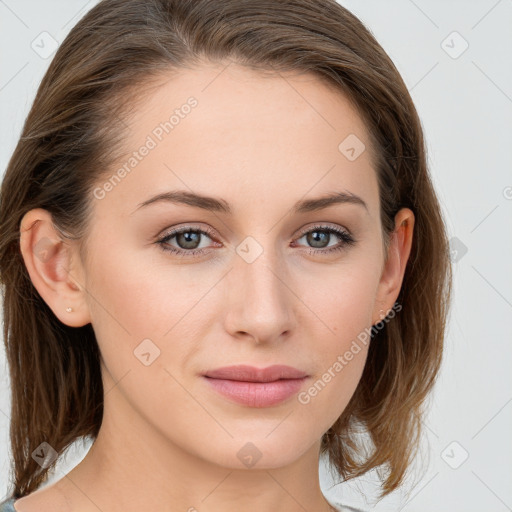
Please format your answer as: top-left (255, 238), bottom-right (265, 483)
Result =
top-left (203, 364), bottom-right (308, 382)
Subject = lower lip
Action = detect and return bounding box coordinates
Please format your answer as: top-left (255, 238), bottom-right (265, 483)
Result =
top-left (203, 376), bottom-right (308, 407)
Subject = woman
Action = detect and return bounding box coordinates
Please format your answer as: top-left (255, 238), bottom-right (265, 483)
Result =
top-left (0, 0), bottom-right (452, 511)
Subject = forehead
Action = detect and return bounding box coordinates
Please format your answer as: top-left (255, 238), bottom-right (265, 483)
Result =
top-left (94, 62), bottom-right (380, 220)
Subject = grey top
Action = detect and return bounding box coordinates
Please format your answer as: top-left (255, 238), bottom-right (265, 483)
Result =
top-left (0, 497), bottom-right (16, 512)
top-left (0, 495), bottom-right (365, 512)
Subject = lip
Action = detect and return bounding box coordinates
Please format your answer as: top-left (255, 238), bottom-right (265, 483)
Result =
top-left (203, 365), bottom-right (309, 408)
top-left (204, 364), bottom-right (308, 382)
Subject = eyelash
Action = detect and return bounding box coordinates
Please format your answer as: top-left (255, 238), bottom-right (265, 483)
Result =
top-left (155, 223), bottom-right (356, 259)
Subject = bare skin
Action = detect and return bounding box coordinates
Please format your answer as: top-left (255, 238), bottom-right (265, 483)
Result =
top-left (17, 61), bottom-right (414, 512)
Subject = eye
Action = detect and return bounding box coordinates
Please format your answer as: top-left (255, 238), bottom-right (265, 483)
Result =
top-left (293, 224), bottom-right (356, 255)
top-left (155, 223), bottom-right (356, 259)
top-left (156, 225), bottom-right (219, 258)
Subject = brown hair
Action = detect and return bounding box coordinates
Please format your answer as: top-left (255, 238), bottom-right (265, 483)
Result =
top-left (0, 0), bottom-right (452, 501)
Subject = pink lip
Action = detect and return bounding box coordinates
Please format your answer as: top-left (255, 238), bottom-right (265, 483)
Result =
top-left (203, 365), bottom-right (309, 407)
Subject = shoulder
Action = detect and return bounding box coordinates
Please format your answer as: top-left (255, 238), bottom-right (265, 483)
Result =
top-left (0, 497), bottom-right (16, 512)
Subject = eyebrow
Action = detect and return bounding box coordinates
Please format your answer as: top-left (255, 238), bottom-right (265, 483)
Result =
top-left (131, 189), bottom-right (368, 215)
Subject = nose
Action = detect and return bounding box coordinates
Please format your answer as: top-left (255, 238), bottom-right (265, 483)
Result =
top-left (222, 243), bottom-right (296, 345)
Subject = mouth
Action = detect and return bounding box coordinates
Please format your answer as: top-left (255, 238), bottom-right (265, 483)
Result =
top-left (203, 364), bottom-right (308, 382)
top-left (202, 364), bottom-right (309, 407)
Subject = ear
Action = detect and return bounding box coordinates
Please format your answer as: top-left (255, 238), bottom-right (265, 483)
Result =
top-left (372, 207), bottom-right (415, 325)
top-left (19, 208), bottom-right (91, 327)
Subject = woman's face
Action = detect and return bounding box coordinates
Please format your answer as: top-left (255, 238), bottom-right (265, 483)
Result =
top-left (63, 62), bottom-right (407, 469)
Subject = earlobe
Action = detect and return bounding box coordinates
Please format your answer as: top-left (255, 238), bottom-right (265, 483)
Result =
top-left (372, 208), bottom-right (415, 325)
top-left (19, 208), bottom-right (91, 327)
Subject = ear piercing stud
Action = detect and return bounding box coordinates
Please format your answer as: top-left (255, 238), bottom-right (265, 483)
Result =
top-left (66, 307), bottom-right (73, 313)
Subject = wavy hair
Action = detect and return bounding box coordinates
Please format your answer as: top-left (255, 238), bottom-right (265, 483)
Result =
top-left (0, 0), bottom-right (452, 500)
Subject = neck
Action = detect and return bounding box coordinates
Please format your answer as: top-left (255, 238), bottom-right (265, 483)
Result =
top-left (57, 370), bottom-right (337, 512)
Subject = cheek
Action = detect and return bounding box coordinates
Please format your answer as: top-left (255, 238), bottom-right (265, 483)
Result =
top-left (295, 257), bottom-right (379, 408)
top-left (83, 243), bottom-right (218, 387)
top-left (296, 284), bottom-right (374, 427)
top-left (84, 249), bottom-right (205, 426)
top-left (303, 255), bottom-right (380, 346)
top-left (85, 240), bottom-right (210, 338)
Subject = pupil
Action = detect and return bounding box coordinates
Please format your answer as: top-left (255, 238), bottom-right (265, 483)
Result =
top-left (308, 230), bottom-right (329, 248)
top-left (178, 231), bottom-right (200, 249)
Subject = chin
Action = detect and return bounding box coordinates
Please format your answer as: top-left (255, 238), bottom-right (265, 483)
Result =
top-left (197, 433), bottom-right (317, 471)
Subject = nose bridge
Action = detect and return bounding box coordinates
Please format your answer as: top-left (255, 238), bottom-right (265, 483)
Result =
top-left (224, 236), bottom-right (295, 342)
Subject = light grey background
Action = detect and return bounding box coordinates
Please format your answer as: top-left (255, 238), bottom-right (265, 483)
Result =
top-left (1, 1), bottom-right (511, 511)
